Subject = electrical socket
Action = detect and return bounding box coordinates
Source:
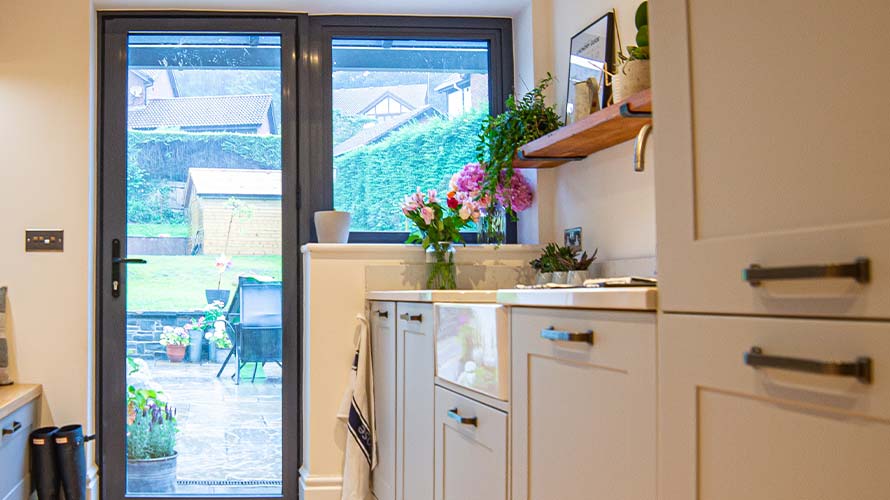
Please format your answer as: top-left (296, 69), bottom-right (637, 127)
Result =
top-left (25, 230), bottom-right (64, 252)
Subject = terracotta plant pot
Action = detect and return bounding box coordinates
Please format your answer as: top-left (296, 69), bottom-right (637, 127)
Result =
top-left (612, 59), bottom-right (650, 103)
top-left (166, 345), bottom-right (186, 363)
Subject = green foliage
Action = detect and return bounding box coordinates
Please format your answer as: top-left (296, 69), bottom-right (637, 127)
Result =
top-left (476, 75), bottom-right (562, 217)
top-left (126, 385), bottom-right (177, 460)
top-left (127, 162), bottom-right (184, 224)
top-left (623, 1), bottom-right (650, 61)
top-left (531, 243), bottom-right (598, 272)
top-left (334, 110), bottom-right (486, 232)
top-left (333, 109), bottom-right (375, 146)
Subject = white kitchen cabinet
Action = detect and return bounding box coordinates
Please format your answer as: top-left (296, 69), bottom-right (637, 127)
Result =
top-left (369, 301), bottom-right (397, 500)
top-left (0, 399), bottom-right (37, 500)
top-left (395, 302), bottom-right (435, 500)
top-left (511, 307), bottom-right (656, 500)
top-left (433, 385), bottom-right (508, 500)
top-left (650, 0), bottom-right (890, 319)
top-left (659, 313), bottom-right (890, 500)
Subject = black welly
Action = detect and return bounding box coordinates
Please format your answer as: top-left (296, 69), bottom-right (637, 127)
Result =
top-left (30, 426), bottom-right (61, 500)
top-left (54, 425), bottom-right (88, 500)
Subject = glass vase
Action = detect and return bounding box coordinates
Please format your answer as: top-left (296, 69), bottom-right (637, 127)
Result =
top-left (426, 243), bottom-right (457, 290)
top-left (477, 204), bottom-right (507, 244)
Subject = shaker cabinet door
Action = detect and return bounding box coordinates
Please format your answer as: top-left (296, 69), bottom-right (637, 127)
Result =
top-left (369, 301), bottom-right (397, 500)
top-left (650, 0), bottom-right (890, 318)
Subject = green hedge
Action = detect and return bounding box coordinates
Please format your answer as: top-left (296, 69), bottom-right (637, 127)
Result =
top-left (334, 110), bottom-right (486, 232)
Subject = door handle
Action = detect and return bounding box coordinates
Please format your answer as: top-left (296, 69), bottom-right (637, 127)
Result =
top-left (743, 258), bottom-right (870, 286)
top-left (744, 346), bottom-right (873, 384)
top-left (541, 327), bottom-right (594, 344)
top-left (2, 421), bottom-right (22, 436)
top-left (399, 313), bottom-right (423, 323)
top-left (111, 238), bottom-right (147, 298)
top-left (447, 408), bottom-right (477, 427)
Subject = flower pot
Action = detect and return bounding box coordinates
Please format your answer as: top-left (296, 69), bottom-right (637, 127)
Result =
top-left (187, 331), bottom-right (204, 363)
top-left (535, 272), bottom-right (553, 285)
top-left (612, 59), bottom-right (651, 103)
top-left (567, 270), bottom-right (590, 286)
top-left (165, 345), bottom-right (186, 363)
top-left (426, 243), bottom-right (457, 290)
top-left (127, 453), bottom-right (178, 493)
top-left (205, 289), bottom-right (230, 305)
top-left (551, 271), bottom-right (568, 284)
top-left (215, 346), bottom-right (231, 363)
top-left (477, 204), bottom-right (506, 244)
top-left (314, 210), bottom-right (351, 243)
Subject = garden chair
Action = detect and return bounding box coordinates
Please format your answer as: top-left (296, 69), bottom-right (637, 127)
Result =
top-left (215, 276), bottom-right (282, 384)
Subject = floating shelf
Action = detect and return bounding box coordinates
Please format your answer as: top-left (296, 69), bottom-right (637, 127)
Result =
top-left (513, 88), bottom-right (652, 169)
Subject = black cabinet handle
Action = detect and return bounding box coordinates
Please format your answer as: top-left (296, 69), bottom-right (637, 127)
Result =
top-left (399, 313), bottom-right (423, 323)
top-left (744, 346), bottom-right (872, 384)
top-left (374, 310), bottom-right (388, 319)
top-left (743, 258), bottom-right (870, 286)
top-left (541, 327), bottom-right (594, 344)
top-left (2, 421), bottom-right (22, 436)
top-left (447, 408), bottom-right (477, 427)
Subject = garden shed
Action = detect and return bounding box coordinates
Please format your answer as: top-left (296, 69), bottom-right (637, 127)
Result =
top-left (185, 168), bottom-right (281, 256)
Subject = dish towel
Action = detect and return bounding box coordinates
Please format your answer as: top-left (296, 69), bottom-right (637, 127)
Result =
top-left (338, 314), bottom-right (377, 500)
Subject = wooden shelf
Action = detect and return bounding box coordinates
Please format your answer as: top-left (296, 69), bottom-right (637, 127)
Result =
top-left (513, 88), bottom-right (652, 169)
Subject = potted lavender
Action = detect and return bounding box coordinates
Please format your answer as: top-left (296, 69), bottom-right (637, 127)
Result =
top-left (126, 386), bottom-right (178, 493)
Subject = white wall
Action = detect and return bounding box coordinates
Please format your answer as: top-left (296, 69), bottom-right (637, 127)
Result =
top-left (515, 0), bottom-right (657, 265)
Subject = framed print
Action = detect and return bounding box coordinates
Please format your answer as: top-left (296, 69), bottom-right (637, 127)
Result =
top-left (565, 12), bottom-right (615, 123)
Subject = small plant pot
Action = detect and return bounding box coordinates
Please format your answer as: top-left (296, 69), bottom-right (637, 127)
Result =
top-left (127, 452), bottom-right (178, 493)
top-left (535, 272), bottom-right (553, 285)
top-left (567, 270), bottom-right (590, 286)
top-left (314, 210), bottom-right (351, 243)
top-left (165, 345), bottom-right (186, 363)
top-left (551, 271), bottom-right (568, 284)
top-left (188, 331), bottom-right (204, 363)
top-left (205, 289), bottom-right (230, 305)
top-left (612, 59), bottom-right (651, 103)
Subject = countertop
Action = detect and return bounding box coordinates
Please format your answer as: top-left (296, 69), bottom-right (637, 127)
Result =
top-left (0, 384), bottom-right (41, 421)
top-left (367, 287), bottom-right (658, 311)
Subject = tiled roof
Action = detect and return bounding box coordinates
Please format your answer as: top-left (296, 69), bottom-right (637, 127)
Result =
top-left (128, 94), bottom-right (272, 129)
top-left (186, 168), bottom-right (281, 199)
top-left (332, 84), bottom-right (428, 115)
top-left (333, 106), bottom-right (442, 157)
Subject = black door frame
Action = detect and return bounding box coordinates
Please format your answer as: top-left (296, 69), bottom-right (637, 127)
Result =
top-left (97, 12), bottom-right (305, 500)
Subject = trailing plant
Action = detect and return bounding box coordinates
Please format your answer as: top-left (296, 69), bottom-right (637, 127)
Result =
top-left (476, 75), bottom-right (562, 218)
top-left (619, 2), bottom-right (650, 61)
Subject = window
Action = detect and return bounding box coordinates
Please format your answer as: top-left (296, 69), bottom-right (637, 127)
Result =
top-left (309, 17), bottom-right (515, 243)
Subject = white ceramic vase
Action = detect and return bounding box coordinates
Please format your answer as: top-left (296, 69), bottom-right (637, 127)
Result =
top-left (567, 270), bottom-right (590, 286)
top-left (314, 210), bottom-right (351, 243)
top-left (612, 59), bottom-right (651, 103)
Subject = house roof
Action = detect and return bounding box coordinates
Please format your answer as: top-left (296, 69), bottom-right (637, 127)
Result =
top-left (334, 105), bottom-right (442, 157)
top-left (128, 94), bottom-right (273, 129)
top-left (433, 73), bottom-right (469, 93)
top-left (186, 168), bottom-right (281, 199)
top-left (332, 84), bottom-right (428, 115)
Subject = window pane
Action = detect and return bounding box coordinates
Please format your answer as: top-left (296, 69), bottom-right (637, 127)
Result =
top-left (332, 38), bottom-right (490, 232)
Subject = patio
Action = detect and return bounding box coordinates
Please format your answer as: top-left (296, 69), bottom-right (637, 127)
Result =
top-left (132, 358), bottom-right (282, 495)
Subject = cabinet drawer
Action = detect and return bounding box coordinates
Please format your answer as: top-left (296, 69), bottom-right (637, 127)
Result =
top-left (660, 314), bottom-right (890, 500)
top-left (511, 307), bottom-right (656, 500)
top-left (0, 400), bottom-right (37, 500)
top-left (434, 386), bottom-right (507, 500)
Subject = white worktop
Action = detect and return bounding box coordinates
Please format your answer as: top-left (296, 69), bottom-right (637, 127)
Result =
top-left (367, 287), bottom-right (658, 311)
top-left (0, 383), bottom-right (41, 421)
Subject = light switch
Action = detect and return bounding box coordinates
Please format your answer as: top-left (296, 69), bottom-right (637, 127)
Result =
top-left (25, 230), bottom-right (64, 252)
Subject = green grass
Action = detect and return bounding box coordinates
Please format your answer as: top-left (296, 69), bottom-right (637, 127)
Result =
top-left (127, 255), bottom-right (282, 311)
top-left (128, 223), bottom-right (190, 238)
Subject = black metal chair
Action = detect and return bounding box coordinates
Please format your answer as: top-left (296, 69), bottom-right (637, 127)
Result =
top-left (215, 276), bottom-right (282, 384)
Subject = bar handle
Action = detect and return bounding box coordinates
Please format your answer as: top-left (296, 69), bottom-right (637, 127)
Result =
top-left (399, 313), bottom-right (423, 323)
top-left (744, 346), bottom-right (872, 384)
top-left (743, 258), bottom-right (870, 286)
top-left (541, 326), bottom-right (594, 344)
top-left (374, 310), bottom-right (388, 319)
top-left (2, 421), bottom-right (22, 436)
top-left (447, 408), bottom-right (477, 427)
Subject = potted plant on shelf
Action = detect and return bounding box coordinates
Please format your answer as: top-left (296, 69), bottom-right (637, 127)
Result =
top-left (206, 198), bottom-right (252, 305)
top-left (565, 248), bottom-right (598, 285)
top-left (612, 1), bottom-right (650, 102)
top-left (401, 188), bottom-right (481, 290)
top-left (126, 385), bottom-right (178, 493)
top-left (450, 162), bottom-right (535, 244)
top-left (531, 243), bottom-right (598, 285)
top-left (159, 326), bottom-right (190, 363)
top-left (530, 244), bottom-right (558, 284)
top-left (476, 74), bottom-right (562, 225)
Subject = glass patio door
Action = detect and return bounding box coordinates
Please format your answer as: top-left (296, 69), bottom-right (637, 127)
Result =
top-left (99, 15), bottom-right (300, 500)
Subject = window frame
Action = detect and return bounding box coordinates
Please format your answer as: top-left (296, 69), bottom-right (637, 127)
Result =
top-left (307, 15), bottom-right (516, 243)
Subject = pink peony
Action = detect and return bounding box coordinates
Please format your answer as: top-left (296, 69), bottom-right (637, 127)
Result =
top-left (496, 170), bottom-right (534, 212)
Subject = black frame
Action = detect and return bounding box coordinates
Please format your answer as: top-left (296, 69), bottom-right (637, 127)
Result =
top-left (307, 15), bottom-right (516, 243)
top-left (565, 12), bottom-right (615, 117)
top-left (97, 12), bottom-right (304, 500)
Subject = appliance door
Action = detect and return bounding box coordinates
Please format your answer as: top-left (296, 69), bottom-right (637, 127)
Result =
top-left (434, 303), bottom-right (509, 401)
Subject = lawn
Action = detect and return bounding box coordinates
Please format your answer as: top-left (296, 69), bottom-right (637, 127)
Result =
top-left (128, 223), bottom-right (190, 238)
top-left (127, 255), bottom-right (282, 311)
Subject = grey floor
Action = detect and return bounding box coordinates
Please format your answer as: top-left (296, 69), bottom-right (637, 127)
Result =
top-left (131, 359), bottom-right (283, 495)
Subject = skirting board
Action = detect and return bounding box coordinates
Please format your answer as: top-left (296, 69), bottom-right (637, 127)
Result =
top-left (299, 469), bottom-right (342, 500)
top-left (86, 467), bottom-right (99, 500)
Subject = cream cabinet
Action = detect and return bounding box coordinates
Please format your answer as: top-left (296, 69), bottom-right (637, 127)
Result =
top-left (659, 313), bottom-right (890, 500)
top-left (369, 301), bottom-right (397, 500)
top-left (433, 385), bottom-right (508, 500)
top-left (395, 302), bottom-right (435, 500)
top-left (0, 399), bottom-right (37, 500)
top-left (650, 0), bottom-right (890, 319)
top-left (511, 307), bottom-right (656, 500)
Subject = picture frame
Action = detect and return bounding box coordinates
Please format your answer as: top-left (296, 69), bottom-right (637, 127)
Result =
top-left (564, 227), bottom-right (582, 252)
top-left (565, 12), bottom-right (616, 124)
